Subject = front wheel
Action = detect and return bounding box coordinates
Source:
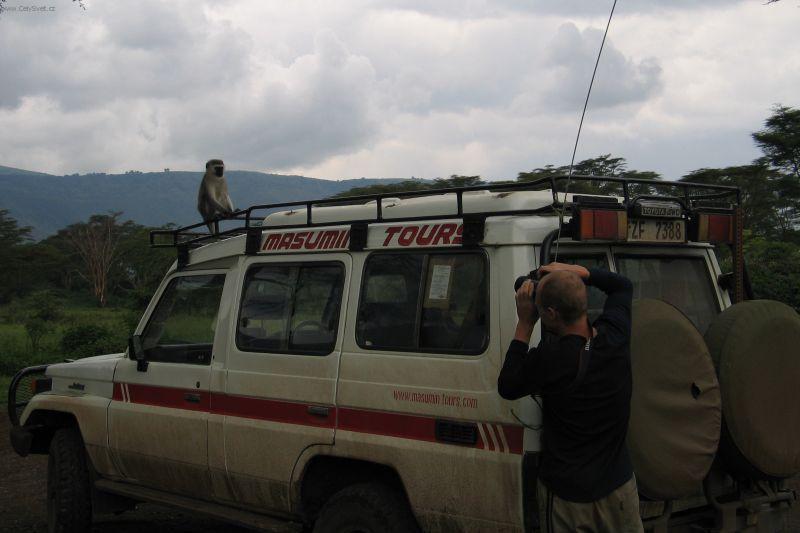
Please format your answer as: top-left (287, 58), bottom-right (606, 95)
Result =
top-left (48, 428), bottom-right (92, 533)
top-left (313, 483), bottom-right (420, 533)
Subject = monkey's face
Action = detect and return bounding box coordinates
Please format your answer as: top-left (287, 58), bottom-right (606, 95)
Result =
top-left (213, 164), bottom-right (224, 178)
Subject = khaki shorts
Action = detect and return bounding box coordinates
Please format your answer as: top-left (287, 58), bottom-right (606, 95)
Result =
top-left (537, 476), bottom-right (644, 533)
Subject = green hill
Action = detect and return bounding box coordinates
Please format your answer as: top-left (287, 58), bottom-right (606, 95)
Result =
top-left (0, 168), bottom-right (403, 239)
top-left (0, 165), bottom-right (52, 176)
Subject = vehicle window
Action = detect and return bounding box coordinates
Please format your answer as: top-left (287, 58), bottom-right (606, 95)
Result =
top-left (357, 252), bottom-right (488, 354)
top-left (358, 254), bottom-right (423, 350)
top-left (616, 256), bottom-right (719, 334)
top-left (141, 274), bottom-right (226, 365)
top-left (560, 255), bottom-right (610, 323)
top-left (237, 263), bottom-right (344, 355)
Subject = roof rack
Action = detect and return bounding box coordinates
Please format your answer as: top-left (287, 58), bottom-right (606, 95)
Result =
top-left (149, 174), bottom-right (740, 251)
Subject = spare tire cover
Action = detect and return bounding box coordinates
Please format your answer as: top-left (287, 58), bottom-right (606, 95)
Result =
top-left (628, 299), bottom-right (721, 500)
top-left (704, 300), bottom-right (800, 479)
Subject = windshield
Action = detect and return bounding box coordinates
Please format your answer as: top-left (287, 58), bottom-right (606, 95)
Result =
top-left (615, 256), bottom-right (719, 334)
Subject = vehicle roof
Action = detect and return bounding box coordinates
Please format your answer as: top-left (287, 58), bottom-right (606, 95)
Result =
top-left (178, 189), bottom-right (708, 267)
top-left (261, 189), bottom-right (565, 226)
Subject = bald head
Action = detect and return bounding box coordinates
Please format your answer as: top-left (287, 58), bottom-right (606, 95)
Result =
top-left (536, 270), bottom-right (588, 326)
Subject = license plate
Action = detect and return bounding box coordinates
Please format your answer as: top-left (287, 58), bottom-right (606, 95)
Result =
top-left (627, 219), bottom-right (685, 243)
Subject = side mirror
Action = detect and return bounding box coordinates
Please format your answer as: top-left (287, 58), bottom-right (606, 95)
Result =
top-left (128, 335), bottom-right (148, 372)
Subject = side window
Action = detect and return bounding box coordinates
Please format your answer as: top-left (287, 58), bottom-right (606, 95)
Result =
top-left (237, 263), bottom-right (344, 355)
top-left (141, 274), bottom-right (226, 365)
top-left (356, 252), bottom-right (488, 354)
top-left (561, 255), bottom-right (610, 323)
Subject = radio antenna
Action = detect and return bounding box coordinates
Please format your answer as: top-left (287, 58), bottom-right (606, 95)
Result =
top-left (553, 0), bottom-right (618, 261)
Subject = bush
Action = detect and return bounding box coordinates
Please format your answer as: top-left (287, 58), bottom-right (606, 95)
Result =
top-left (745, 238), bottom-right (800, 311)
top-left (60, 324), bottom-right (119, 359)
top-left (5, 291), bottom-right (63, 352)
top-left (0, 323), bottom-right (57, 374)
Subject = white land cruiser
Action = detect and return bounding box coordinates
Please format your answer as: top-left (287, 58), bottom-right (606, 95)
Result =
top-left (8, 176), bottom-right (800, 533)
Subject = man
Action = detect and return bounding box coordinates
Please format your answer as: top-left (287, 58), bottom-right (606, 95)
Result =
top-left (498, 262), bottom-right (643, 533)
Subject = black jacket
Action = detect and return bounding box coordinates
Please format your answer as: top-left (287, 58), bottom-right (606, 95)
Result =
top-left (497, 268), bottom-right (634, 502)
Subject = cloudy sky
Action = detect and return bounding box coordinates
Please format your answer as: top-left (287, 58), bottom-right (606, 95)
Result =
top-left (0, 0), bottom-right (798, 181)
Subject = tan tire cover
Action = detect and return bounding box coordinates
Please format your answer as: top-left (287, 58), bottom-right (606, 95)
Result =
top-left (704, 300), bottom-right (800, 479)
top-left (628, 299), bottom-right (721, 500)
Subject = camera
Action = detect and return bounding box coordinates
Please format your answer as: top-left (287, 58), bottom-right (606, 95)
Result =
top-left (514, 269), bottom-right (541, 300)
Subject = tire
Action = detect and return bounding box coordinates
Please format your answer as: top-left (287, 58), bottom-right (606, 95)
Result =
top-left (704, 300), bottom-right (800, 479)
top-left (628, 299), bottom-right (721, 500)
top-left (47, 428), bottom-right (92, 533)
top-left (313, 483), bottom-right (420, 533)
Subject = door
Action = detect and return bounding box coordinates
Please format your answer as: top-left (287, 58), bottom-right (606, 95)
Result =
top-left (109, 272), bottom-right (226, 498)
top-left (215, 255), bottom-right (349, 512)
top-left (611, 246), bottom-right (722, 334)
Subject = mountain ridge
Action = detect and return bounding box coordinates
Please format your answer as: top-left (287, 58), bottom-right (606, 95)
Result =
top-left (0, 168), bottom-right (406, 239)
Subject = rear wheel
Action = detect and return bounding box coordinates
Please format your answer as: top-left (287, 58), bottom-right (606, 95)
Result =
top-left (47, 428), bottom-right (92, 533)
top-left (313, 483), bottom-right (419, 533)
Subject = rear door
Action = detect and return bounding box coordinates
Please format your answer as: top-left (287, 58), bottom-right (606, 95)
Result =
top-left (612, 246), bottom-right (722, 334)
top-left (215, 254), bottom-right (350, 512)
top-left (552, 245), bottom-right (723, 334)
top-left (109, 271), bottom-right (227, 498)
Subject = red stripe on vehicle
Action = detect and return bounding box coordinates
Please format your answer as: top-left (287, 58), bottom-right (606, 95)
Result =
top-left (503, 424), bottom-right (524, 454)
top-left (112, 382), bottom-right (523, 453)
top-left (478, 423), bottom-right (492, 451)
top-left (125, 383), bottom-right (209, 412)
top-left (338, 407), bottom-right (439, 444)
top-left (210, 394), bottom-right (335, 429)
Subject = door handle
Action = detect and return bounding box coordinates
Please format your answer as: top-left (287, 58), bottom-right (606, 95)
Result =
top-left (307, 406), bottom-right (329, 418)
top-left (184, 393), bottom-right (201, 404)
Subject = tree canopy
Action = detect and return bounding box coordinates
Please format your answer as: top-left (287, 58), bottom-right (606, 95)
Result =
top-left (332, 175), bottom-right (485, 198)
top-left (680, 165), bottom-right (783, 237)
top-left (753, 105), bottom-right (800, 179)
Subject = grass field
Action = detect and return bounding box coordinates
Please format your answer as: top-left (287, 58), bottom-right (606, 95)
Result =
top-left (0, 302), bottom-right (141, 401)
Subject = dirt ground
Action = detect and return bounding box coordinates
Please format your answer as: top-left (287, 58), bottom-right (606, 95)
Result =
top-left (2, 413), bottom-right (799, 532)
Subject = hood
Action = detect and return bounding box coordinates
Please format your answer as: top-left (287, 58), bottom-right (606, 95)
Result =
top-left (47, 352), bottom-right (124, 384)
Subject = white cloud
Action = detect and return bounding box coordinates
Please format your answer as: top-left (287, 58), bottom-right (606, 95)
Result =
top-left (540, 23), bottom-right (662, 111)
top-left (0, 0), bottom-right (798, 181)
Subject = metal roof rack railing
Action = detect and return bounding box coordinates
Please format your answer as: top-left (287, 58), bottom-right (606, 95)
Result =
top-left (149, 174), bottom-right (740, 251)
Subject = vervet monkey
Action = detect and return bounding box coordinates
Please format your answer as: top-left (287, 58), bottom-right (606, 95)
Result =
top-left (197, 159), bottom-right (234, 233)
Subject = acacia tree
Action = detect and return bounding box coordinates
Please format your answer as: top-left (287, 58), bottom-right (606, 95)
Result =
top-left (62, 213), bottom-right (127, 307)
top-left (114, 224), bottom-right (176, 308)
top-left (680, 165), bottom-right (784, 237)
top-left (753, 105), bottom-right (800, 178)
top-left (517, 154), bottom-right (662, 196)
top-left (0, 209), bottom-right (32, 303)
top-left (332, 175), bottom-right (486, 198)
top-left (432, 175), bottom-right (485, 188)
top-left (751, 105), bottom-right (800, 237)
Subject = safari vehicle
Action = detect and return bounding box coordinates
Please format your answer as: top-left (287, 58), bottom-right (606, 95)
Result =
top-left (8, 176), bottom-right (800, 533)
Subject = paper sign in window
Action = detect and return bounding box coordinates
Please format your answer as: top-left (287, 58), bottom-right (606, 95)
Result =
top-left (425, 261), bottom-right (453, 309)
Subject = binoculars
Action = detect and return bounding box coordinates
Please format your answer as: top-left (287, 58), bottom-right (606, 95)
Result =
top-left (514, 269), bottom-right (542, 300)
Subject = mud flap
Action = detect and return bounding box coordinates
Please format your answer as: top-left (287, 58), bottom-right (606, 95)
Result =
top-left (9, 425), bottom-right (34, 457)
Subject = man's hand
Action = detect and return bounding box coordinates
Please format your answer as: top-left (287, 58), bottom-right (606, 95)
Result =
top-left (514, 279), bottom-right (539, 343)
top-left (539, 261), bottom-right (590, 279)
